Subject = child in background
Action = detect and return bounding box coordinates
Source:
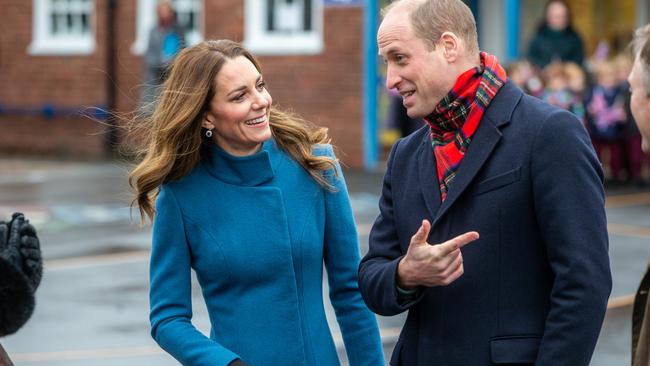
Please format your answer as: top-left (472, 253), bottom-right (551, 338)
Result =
top-left (564, 62), bottom-right (587, 124)
top-left (507, 60), bottom-right (544, 97)
top-left (542, 62), bottom-right (585, 122)
top-left (585, 59), bottom-right (629, 182)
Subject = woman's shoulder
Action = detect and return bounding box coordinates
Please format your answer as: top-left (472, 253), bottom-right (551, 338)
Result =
top-left (160, 163), bottom-right (208, 195)
top-left (311, 143), bottom-right (335, 158)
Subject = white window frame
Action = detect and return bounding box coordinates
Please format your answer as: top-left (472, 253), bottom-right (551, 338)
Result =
top-left (131, 0), bottom-right (203, 55)
top-left (244, 0), bottom-right (323, 55)
top-left (29, 0), bottom-right (96, 55)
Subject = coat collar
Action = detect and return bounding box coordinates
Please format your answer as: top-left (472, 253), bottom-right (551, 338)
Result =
top-left (417, 81), bottom-right (523, 226)
top-left (202, 139), bottom-right (281, 186)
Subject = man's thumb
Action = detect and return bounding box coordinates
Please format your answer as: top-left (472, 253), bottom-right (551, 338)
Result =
top-left (411, 219), bottom-right (431, 246)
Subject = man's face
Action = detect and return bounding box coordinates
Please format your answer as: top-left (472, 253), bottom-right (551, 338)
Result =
top-left (377, 8), bottom-right (454, 119)
top-left (628, 57), bottom-right (650, 153)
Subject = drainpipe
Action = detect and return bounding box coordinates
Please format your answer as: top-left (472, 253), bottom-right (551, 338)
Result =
top-left (105, 0), bottom-right (119, 154)
top-left (363, 0), bottom-right (379, 170)
top-left (505, 0), bottom-right (520, 62)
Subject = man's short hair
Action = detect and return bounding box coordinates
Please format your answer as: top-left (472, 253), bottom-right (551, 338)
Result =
top-left (632, 23), bottom-right (650, 93)
top-left (384, 0), bottom-right (479, 54)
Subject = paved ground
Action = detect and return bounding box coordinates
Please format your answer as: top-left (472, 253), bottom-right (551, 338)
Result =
top-left (0, 157), bottom-right (648, 365)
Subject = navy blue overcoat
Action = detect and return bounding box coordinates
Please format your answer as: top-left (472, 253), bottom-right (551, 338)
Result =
top-left (359, 81), bottom-right (612, 366)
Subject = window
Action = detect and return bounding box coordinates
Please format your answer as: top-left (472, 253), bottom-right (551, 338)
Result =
top-left (244, 0), bottom-right (323, 55)
top-left (132, 0), bottom-right (202, 55)
top-left (29, 0), bottom-right (95, 55)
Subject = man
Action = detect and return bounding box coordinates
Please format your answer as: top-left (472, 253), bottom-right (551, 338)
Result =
top-left (358, 0), bottom-right (612, 365)
top-left (141, 0), bottom-right (186, 111)
top-left (628, 23), bottom-right (650, 366)
top-left (0, 213), bottom-right (42, 366)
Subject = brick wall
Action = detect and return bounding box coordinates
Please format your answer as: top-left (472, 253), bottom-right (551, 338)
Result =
top-left (0, 0), bottom-right (110, 157)
top-left (259, 7), bottom-right (364, 168)
top-left (0, 0), bottom-right (366, 167)
top-left (0, 116), bottom-right (105, 158)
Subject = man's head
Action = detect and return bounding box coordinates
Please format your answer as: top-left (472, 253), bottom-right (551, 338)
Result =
top-left (157, 0), bottom-right (175, 26)
top-left (628, 23), bottom-right (650, 153)
top-left (378, 0), bottom-right (480, 119)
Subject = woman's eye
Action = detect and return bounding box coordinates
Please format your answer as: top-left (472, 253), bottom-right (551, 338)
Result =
top-left (257, 82), bottom-right (266, 90)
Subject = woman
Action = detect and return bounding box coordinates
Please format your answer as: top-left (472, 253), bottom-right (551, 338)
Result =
top-left (129, 40), bottom-right (383, 366)
top-left (527, 0), bottom-right (585, 69)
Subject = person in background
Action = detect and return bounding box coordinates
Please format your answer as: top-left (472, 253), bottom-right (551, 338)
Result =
top-left (0, 213), bottom-right (42, 366)
top-left (565, 61), bottom-right (588, 122)
top-left (506, 60), bottom-right (544, 97)
top-left (542, 62), bottom-right (585, 124)
top-left (129, 40), bottom-right (383, 366)
top-left (566, 61), bottom-right (587, 98)
top-left (585, 59), bottom-right (629, 183)
top-left (628, 23), bottom-right (650, 366)
top-left (615, 53), bottom-right (650, 186)
top-left (141, 0), bottom-right (186, 112)
top-left (528, 0), bottom-right (585, 69)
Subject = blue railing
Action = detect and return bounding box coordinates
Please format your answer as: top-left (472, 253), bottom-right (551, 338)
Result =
top-left (0, 103), bottom-right (109, 120)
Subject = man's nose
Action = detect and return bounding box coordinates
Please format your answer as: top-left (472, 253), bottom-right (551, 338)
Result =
top-left (385, 66), bottom-right (401, 90)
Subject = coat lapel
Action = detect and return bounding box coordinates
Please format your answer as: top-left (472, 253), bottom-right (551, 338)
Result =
top-left (432, 81), bottom-right (522, 228)
top-left (417, 130), bottom-right (442, 220)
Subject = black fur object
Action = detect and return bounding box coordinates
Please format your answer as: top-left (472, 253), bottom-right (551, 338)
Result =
top-left (0, 213), bottom-right (42, 337)
top-left (0, 259), bottom-right (35, 337)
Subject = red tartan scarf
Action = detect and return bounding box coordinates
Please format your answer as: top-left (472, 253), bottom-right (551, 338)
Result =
top-left (424, 52), bottom-right (507, 201)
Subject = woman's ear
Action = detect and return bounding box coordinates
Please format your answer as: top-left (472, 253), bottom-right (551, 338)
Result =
top-left (202, 114), bottom-right (215, 130)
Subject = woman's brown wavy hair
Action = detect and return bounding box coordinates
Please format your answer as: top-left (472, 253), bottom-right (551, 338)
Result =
top-left (128, 40), bottom-right (337, 223)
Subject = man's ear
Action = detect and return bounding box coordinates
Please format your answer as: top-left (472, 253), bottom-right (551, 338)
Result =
top-left (439, 31), bottom-right (460, 62)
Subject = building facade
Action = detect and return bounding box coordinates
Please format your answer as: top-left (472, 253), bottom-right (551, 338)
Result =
top-left (2, 0), bottom-right (648, 168)
top-left (0, 0), bottom-right (367, 167)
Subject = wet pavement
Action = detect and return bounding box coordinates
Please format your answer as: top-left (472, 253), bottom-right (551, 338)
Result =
top-left (0, 157), bottom-right (648, 365)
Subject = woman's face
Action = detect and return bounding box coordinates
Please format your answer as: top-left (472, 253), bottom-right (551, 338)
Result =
top-left (204, 56), bottom-right (272, 156)
top-left (546, 2), bottom-right (569, 31)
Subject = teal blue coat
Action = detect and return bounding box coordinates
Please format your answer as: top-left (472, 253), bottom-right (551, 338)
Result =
top-left (149, 139), bottom-right (383, 366)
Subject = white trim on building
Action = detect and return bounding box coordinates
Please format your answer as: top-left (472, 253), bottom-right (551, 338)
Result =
top-left (29, 0), bottom-right (96, 55)
top-left (244, 0), bottom-right (323, 55)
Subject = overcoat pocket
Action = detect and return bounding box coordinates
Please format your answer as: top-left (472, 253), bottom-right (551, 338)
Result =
top-left (473, 167), bottom-right (521, 196)
top-left (490, 335), bottom-right (540, 364)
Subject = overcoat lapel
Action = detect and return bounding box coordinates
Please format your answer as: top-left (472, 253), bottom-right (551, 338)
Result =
top-left (417, 130), bottom-right (442, 221)
top-left (431, 118), bottom-right (502, 228)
